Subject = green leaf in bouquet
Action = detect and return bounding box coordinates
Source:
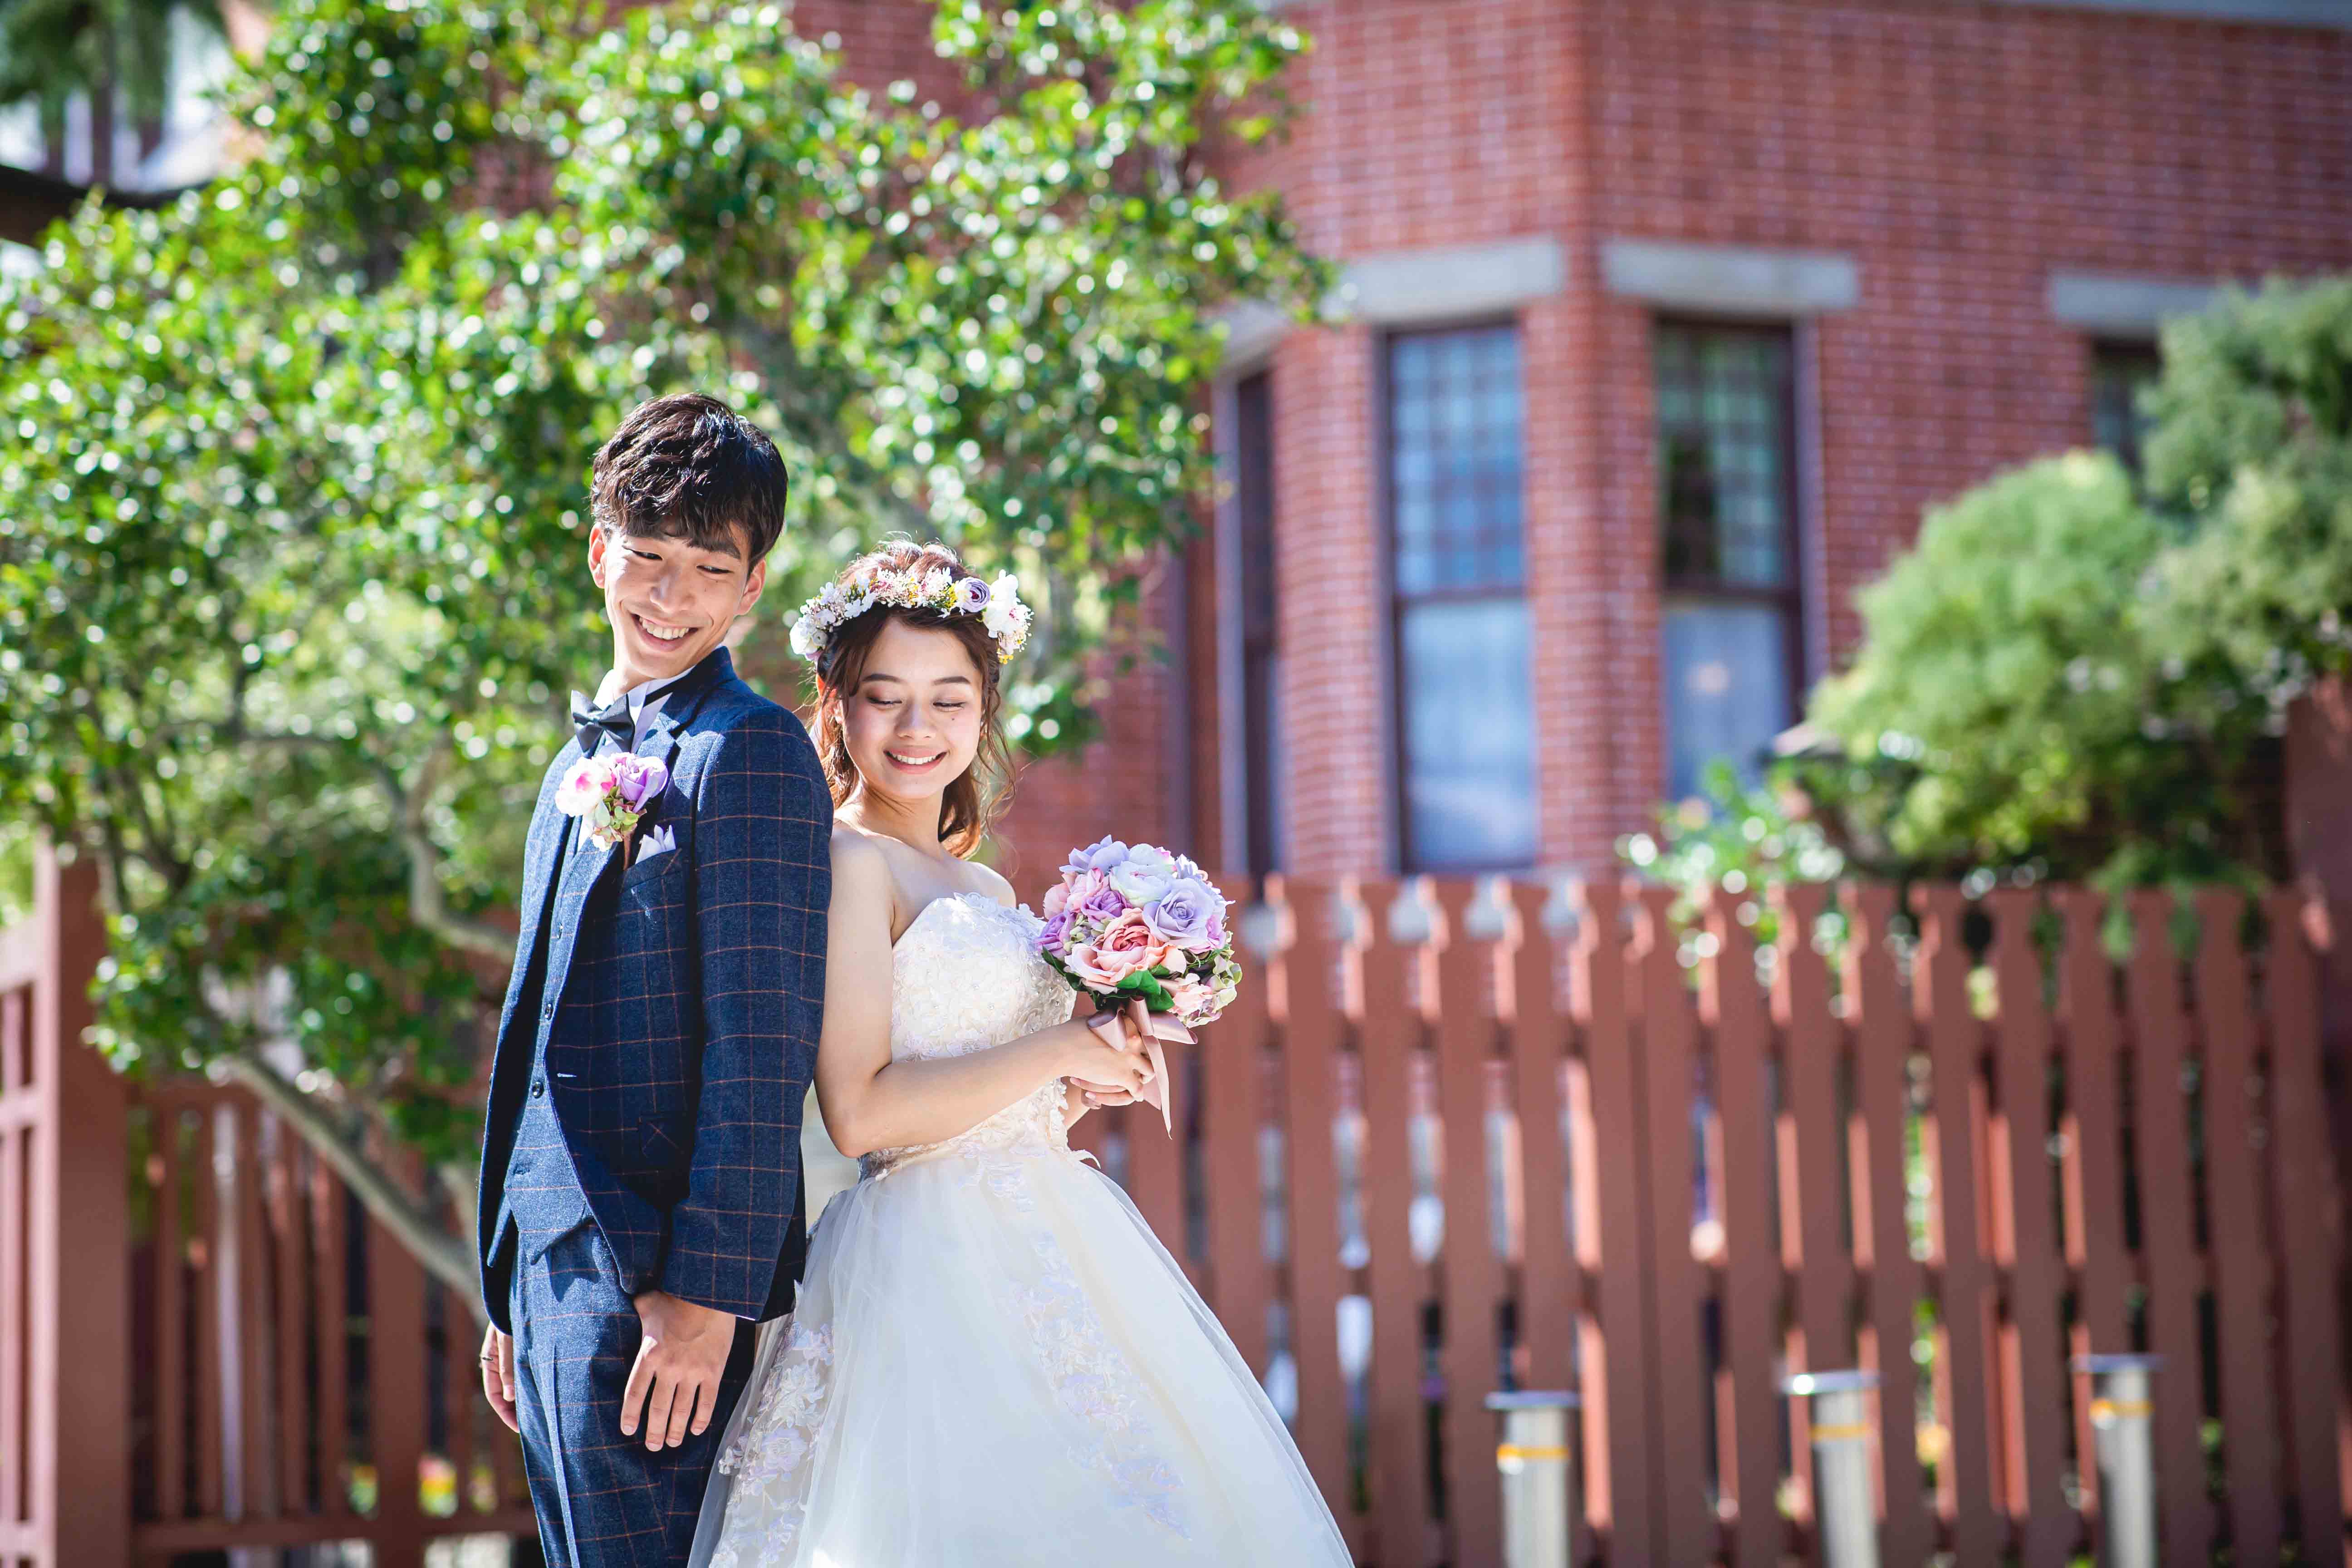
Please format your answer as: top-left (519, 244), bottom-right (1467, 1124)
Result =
top-left (1116, 970), bottom-right (1178, 1013)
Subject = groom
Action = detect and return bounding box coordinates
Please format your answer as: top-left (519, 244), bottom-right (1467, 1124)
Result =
top-left (476, 392), bottom-right (831, 1566)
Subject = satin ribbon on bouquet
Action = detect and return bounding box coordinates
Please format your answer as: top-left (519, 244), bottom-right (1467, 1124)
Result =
top-left (1082, 998), bottom-right (1194, 1135)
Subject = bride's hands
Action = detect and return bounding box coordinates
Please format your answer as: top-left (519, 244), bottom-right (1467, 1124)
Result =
top-left (1058, 1007), bottom-right (1156, 1099)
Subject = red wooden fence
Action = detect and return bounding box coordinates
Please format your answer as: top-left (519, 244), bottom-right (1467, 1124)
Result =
top-left (0, 848), bottom-right (531, 1567)
top-left (1068, 872), bottom-right (2350, 1568)
top-left (3, 852), bottom-right (2347, 1566)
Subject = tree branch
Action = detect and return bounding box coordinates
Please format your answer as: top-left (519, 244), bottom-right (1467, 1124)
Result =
top-left (221, 1050), bottom-right (486, 1323)
top-left (384, 742), bottom-right (516, 961)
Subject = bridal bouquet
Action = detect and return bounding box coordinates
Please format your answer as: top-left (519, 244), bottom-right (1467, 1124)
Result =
top-left (1036, 839), bottom-right (1242, 1132)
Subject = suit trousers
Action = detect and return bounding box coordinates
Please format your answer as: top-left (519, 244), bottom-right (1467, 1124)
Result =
top-left (509, 1220), bottom-right (757, 1568)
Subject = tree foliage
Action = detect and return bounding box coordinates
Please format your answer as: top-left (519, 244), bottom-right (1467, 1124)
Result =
top-left (0, 0), bottom-right (1325, 1302)
top-left (1770, 276), bottom-right (2352, 901)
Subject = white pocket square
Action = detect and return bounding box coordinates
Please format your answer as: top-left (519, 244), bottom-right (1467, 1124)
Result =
top-left (635, 823), bottom-right (677, 860)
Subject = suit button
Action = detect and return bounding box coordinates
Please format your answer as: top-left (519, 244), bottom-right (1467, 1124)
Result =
top-left (540, 1001), bottom-right (554, 1021)
top-left (531, 1079), bottom-right (546, 1098)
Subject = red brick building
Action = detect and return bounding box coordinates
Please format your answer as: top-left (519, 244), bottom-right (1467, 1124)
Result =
top-left (940, 0), bottom-right (2352, 890)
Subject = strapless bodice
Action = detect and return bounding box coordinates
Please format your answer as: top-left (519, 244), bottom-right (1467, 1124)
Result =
top-left (858, 891), bottom-right (1078, 1181)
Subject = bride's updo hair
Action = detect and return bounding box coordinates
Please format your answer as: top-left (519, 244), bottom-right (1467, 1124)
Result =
top-left (806, 540), bottom-right (1013, 857)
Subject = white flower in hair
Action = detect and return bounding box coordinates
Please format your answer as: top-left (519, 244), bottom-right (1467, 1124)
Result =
top-left (980, 572), bottom-right (1028, 642)
top-left (788, 551), bottom-right (1034, 666)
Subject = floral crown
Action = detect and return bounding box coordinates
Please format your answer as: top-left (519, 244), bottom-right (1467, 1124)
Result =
top-left (787, 554), bottom-right (1034, 666)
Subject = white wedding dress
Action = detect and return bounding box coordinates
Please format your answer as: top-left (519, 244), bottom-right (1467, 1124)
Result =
top-left (687, 890), bottom-right (1354, 1568)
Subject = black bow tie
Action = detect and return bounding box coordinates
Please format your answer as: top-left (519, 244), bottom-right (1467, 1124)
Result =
top-left (571, 691), bottom-right (634, 756)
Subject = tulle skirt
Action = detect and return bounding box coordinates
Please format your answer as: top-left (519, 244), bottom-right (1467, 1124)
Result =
top-left (687, 1140), bottom-right (1354, 1568)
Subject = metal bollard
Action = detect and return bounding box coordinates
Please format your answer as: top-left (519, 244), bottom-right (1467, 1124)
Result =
top-left (1485, 1391), bottom-right (1579, 1568)
top-left (2076, 1354), bottom-right (2161, 1568)
top-left (1782, 1370), bottom-right (1881, 1568)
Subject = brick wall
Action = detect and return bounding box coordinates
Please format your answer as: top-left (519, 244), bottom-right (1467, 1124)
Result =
top-left (801, 0), bottom-right (2352, 884)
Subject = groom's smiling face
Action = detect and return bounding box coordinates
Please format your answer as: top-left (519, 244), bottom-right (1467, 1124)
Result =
top-left (589, 522), bottom-right (767, 688)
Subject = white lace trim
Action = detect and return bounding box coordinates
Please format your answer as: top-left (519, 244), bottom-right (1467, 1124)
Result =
top-left (708, 1323), bottom-right (835, 1568)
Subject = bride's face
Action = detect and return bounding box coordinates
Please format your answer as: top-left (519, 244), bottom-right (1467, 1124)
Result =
top-left (839, 617), bottom-right (987, 805)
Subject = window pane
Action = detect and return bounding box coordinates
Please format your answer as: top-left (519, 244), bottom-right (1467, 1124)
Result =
top-left (1656, 322), bottom-right (1795, 591)
top-left (1662, 599), bottom-right (1793, 802)
top-left (1388, 326), bottom-right (1524, 596)
top-left (2091, 341), bottom-right (2161, 478)
top-left (1399, 598), bottom-right (1536, 869)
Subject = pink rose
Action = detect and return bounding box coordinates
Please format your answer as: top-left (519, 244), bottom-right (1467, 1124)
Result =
top-left (1095, 909), bottom-right (1176, 978)
top-left (1060, 939), bottom-right (1130, 992)
top-left (555, 757), bottom-right (615, 816)
top-left (1163, 973), bottom-right (1215, 1019)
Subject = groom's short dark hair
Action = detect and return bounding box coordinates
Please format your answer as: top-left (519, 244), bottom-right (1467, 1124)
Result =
top-left (590, 393), bottom-right (789, 564)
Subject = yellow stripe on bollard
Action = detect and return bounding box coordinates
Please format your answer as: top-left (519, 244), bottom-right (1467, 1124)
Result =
top-left (1495, 1444), bottom-right (1571, 1463)
top-left (1808, 1422), bottom-right (1874, 1443)
top-left (2089, 1398), bottom-right (2153, 1423)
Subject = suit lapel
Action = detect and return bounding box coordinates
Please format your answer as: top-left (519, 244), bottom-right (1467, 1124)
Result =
top-left (533, 647), bottom-right (736, 1013)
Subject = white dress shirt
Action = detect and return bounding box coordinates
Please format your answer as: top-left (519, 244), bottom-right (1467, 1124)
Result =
top-left (589, 667), bottom-right (690, 752)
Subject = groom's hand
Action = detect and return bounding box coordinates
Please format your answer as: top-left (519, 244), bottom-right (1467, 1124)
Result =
top-left (479, 1326), bottom-right (519, 1435)
top-left (622, 1289), bottom-right (736, 1452)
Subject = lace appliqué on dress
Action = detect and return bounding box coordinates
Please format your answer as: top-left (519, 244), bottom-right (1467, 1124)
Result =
top-left (709, 1323), bottom-right (835, 1568)
top-left (1018, 1224), bottom-right (1191, 1539)
top-left (858, 893), bottom-right (1079, 1184)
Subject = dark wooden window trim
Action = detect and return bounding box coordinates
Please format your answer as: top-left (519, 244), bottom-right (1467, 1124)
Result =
top-left (1234, 370), bottom-right (1282, 877)
top-left (1381, 318), bottom-right (1534, 876)
top-left (1653, 315), bottom-right (1806, 794)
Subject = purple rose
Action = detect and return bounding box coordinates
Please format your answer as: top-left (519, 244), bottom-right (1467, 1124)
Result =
top-left (954, 577), bottom-right (992, 613)
top-left (1075, 880), bottom-right (1130, 926)
top-left (1142, 877), bottom-right (1222, 950)
top-left (1062, 836), bottom-right (1130, 877)
top-left (609, 752), bottom-right (669, 810)
top-left (1037, 906), bottom-right (1073, 953)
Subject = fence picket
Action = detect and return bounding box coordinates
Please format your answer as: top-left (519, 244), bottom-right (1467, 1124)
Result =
top-left (1273, 881), bottom-right (1360, 1557)
top-left (1913, 885), bottom-right (2003, 1563)
top-left (367, 1191), bottom-right (428, 1568)
top-left (1704, 890), bottom-right (1784, 1568)
top-left (1984, 890), bottom-right (2073, 1568)
top-left (1432, 882), bottom-right (1503, 1568)
top-left (2191, 889), bottom-right (2282, 1564)
top-left (233, 1102), bottom-right (274, 1520)
top-left (150, 1098), bottom-right (186, 1526)
top-left (1570, 881), bottom-right (1657, 1563)
top-left (2260, 890), bottom-right (2346, 1557)
top-left (1634, 886), bottom-right (1716, 1568)
top-left (1506, 884), bottom-right (1576, 1392)
top-left (2054, 890), bottom-right (2129, 1537)
top-left (191, 1107), bottom-right (224, 1523)
top-left (311, 1146), bottom-right (351, 1521)
top-left (1845, 885), bottom-right (1932, 1566)
top-left (1773, 883), bottom-right (1851, 1529)
top-left (1357, 880), bottom-right (1436, 1568)
top-left (269, 1118), bottom-right (310, 1516)
top-left (2124, 891), bottom-right (2215, 1565)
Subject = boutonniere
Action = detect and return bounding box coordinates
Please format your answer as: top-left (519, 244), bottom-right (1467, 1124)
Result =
top-left (556, 752), bottom-right (669, 859)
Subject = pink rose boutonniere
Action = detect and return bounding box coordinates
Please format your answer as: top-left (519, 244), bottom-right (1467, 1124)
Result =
top-left (555, 752), bottom-right (670, 859)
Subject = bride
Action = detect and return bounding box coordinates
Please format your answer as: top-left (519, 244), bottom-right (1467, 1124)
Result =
top-left (688, 542), bottom-right (1353, 1567)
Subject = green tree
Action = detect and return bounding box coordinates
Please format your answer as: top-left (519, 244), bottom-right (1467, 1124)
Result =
top-left (2142, 275), bottom-right (2352, 706)
top-left (1802, 451), bottom-right (2274, 888)
top-left (0, 0), bottom-right (1325, 1306)
top-left (1693, 276), bottom-right (2352, 906)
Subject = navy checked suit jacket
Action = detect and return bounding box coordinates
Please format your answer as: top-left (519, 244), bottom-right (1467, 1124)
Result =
top-left (476, 647), bottom-right (831, 1330)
